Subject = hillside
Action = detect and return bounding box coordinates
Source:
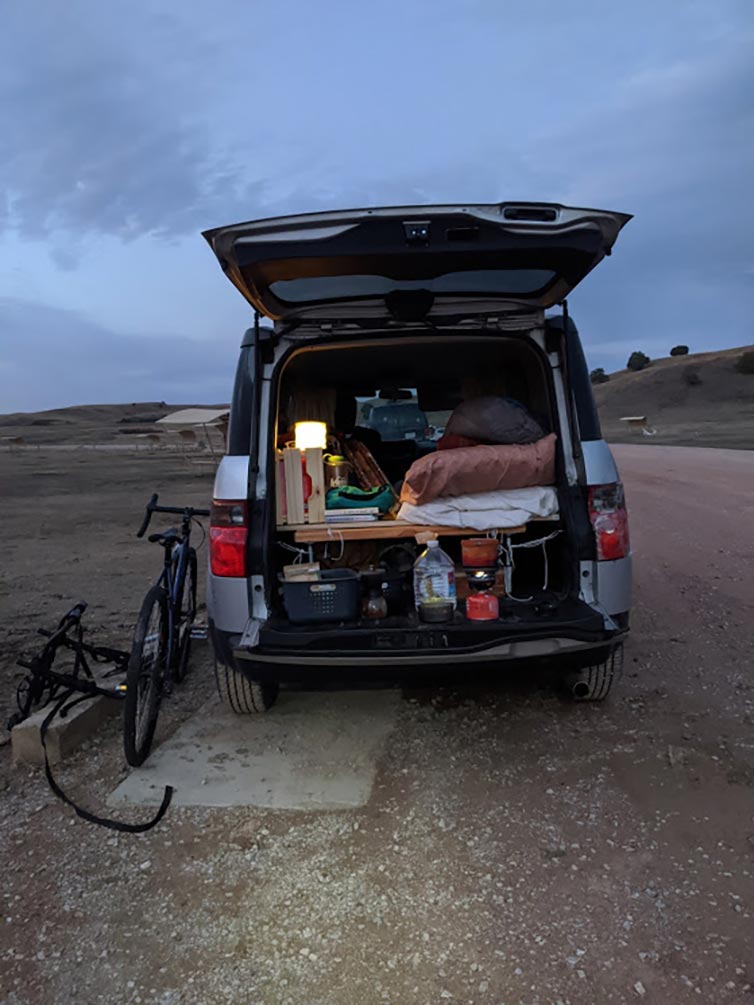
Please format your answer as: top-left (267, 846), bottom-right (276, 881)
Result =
top-left (2, 346), bottom-right (753, 451)
top-left (0, 402), bottom-right (227, 445)
top-left (593, 345), bottom-right (754, 450)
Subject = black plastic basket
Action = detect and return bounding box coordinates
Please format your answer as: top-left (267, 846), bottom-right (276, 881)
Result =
top-left (282, 569), bottom-right (361, 625)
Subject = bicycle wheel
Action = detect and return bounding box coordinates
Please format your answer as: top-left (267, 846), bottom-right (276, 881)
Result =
top-left (124, 586), bottom-right (168, 767)
top-left (172, 547), bottom-right (197, 684)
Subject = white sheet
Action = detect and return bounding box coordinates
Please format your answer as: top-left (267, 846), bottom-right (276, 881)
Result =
top-left (397, 485), bottom-right (559, 531)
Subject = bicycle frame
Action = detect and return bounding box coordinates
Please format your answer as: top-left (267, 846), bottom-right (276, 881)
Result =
top-left (154, 531), bottom-right (191, 669)
top-left (136, 495), bottom-right (209, 673)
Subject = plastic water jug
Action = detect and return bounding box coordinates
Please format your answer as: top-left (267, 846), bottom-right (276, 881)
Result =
top-left (413, 540), bottom-right (457, 611)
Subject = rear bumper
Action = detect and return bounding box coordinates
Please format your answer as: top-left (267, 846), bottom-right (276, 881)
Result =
top-left (209, 609), bottom-right (626, 685)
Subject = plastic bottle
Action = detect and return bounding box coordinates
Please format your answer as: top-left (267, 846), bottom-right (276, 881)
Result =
top-left (413, 540), bottom-right (457, 617)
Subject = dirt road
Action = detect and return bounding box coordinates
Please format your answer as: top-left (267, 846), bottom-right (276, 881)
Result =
top-left (1, 444), bottom-right (753, 1005)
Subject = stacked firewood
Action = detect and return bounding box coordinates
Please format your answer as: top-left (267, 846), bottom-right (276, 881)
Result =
top-left (343, 439), bottom-right (391, 490)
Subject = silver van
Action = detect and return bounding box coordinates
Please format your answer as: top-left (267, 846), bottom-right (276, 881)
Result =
top-left (202, 202), bottom-right (632, 712)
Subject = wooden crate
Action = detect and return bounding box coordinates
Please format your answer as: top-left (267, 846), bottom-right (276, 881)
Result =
top-left (279, 447), bottom-right (326, 525)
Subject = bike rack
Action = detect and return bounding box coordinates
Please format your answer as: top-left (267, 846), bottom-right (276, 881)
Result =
top-left (9, 602), bottom-right (129, 731)
top-left (9, 601), bottom-right (174, 833)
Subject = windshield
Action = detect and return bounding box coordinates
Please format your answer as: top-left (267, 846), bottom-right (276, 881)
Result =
top-left (358, 394), bottom-right (452, 444)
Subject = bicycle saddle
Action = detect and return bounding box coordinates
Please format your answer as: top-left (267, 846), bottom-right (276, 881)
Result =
top-left (148, 527), bottom-right (180, 545)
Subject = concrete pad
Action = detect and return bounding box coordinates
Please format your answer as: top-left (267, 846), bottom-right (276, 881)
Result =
top-left (109, 690), bottom-right (401, 811)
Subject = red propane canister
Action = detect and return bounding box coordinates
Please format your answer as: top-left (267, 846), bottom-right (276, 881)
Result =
top-left (465, 591), bottom-right (499, 621)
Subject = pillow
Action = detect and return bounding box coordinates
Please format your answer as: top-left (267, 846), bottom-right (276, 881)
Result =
top-left (400, 434), bottom-right (557, 507)
top-left (445, 396), bottom-right (544, 444)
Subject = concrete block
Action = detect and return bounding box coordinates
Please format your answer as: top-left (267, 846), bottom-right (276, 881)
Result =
top-left (11, 669), bottom-right (125, 766)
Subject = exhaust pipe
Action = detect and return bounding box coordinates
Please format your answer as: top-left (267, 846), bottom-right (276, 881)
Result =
top-left (565, 672), bottom-right (592, 700)
top-left (571, 679), bottom-right (591, 700)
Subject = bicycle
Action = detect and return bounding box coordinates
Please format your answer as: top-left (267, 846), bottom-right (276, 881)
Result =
top-left (124, 493), bottom-right (210, 767)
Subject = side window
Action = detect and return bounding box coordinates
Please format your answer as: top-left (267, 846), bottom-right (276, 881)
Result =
top-left (547, 317), bottom-right (602, 441)
top-left (227, 346), bottom-right (254, 455)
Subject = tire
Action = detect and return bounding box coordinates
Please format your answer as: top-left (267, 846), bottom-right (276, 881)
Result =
top-left (566, 644), bottom-right (624, 702)
top-left (172, 548), bottom-right (197, 684)
top-left (124, 586), bottom-right (168, 766)
top-left (214, 660), bottom-right (279, 714)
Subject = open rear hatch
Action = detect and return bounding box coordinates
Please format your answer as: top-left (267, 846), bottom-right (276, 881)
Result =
top-left (206, 202), bottom-right (631, 666)
top-left (203, 202), bottom-right (631, 323)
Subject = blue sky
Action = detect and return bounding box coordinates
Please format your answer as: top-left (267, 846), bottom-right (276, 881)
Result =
top-left (1, 0), bottom-right (753, 411)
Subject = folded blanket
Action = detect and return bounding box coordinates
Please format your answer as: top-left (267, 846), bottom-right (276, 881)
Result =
top-left (397, 486), bottom-right (559, 531)
top-left (400, 433), bottom-right (557, 507)
top-left (437, 433), bottom-right (481, 451)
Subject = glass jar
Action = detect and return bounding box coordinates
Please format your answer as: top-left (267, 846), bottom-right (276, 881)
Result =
top-left (365, 587), bottom-right (388, 620)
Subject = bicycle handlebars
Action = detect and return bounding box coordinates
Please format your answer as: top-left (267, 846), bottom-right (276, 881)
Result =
top-left (136, 494), bottom-right (160, 537)
top-left (136, 493), bottom-right (210, 537)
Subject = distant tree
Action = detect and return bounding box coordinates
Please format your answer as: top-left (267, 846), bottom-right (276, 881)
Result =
top-left (590, 367), bottom-right (610, 384)
top-left (670, 345), bottom-right (689, 356)
top-left (627, 351), bottom-right (651, 372)
top-left (735, 350), bottom-right (754, 374)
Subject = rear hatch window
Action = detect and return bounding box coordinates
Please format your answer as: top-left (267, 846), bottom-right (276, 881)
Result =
top-left (204, 202), bottom-right (631, 322)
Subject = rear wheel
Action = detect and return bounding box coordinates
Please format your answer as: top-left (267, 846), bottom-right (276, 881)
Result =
top-left (172, 548), bottom-right (197, 684)
top-left (214, 661), bottom-right (279, 714)
top-left (566, 644), bottom-right (623, 701)
top-left (124, 587), bottom-right (168, 766)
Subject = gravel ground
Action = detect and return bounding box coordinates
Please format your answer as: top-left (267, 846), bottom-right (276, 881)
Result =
top-left (1, 444), bottom-right (753, 1005)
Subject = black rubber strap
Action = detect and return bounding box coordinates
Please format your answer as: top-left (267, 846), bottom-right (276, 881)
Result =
top-left (40, 692), bottom-right (174, 833)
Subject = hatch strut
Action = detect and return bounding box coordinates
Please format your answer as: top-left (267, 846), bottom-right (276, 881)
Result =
top-left (247, 310), bottom-right (267, 577)
top-left (249, 311), bottom-right (262, 491)
top-left (559, 299), bottom-right (582, 461)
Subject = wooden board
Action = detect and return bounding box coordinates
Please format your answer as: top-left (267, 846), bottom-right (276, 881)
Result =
top-left (277, 520), bottom-right (531, 543)
top-left (305, 447), bottom-right (326, 524)
top-left (275, 450), bottom-right (286, 525)
top-left (283, 448), bottom-right (305, 525)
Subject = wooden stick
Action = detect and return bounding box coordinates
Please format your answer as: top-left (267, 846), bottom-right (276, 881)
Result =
top-left (343, 441), bottom-right (372, 489)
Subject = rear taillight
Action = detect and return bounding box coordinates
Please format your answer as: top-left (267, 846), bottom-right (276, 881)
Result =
top-left (210, 501), bottom-right (248, 577)
top-left (588, 484), bottom-right (630, 561)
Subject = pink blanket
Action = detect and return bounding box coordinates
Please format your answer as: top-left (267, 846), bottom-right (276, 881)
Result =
top-left (400, 434), bottom-right (557, 507)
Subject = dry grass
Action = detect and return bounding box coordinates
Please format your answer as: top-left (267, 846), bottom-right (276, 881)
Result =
top-left (593, 344), bottom-right (754, 449)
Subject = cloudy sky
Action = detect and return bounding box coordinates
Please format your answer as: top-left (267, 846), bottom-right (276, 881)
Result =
top-left (1, 0), bottom-right (753, 412)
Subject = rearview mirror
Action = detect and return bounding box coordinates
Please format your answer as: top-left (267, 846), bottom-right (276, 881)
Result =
top-left (378, 387), bottom-right (413, 401)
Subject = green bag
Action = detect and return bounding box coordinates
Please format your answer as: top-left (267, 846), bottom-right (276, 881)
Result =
top-left (326, 484), bottom-right (395, 513)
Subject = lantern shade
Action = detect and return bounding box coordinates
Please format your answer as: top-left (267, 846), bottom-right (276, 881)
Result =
top-left (294, 421), bottom-right (327, 450)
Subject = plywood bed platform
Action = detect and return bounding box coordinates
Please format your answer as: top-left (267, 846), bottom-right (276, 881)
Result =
top-left (277, 518), bottom-right (556, 544)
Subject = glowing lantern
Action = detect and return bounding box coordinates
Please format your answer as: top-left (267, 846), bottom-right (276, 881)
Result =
top-left (294, 421), bottom-right (327, 451)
